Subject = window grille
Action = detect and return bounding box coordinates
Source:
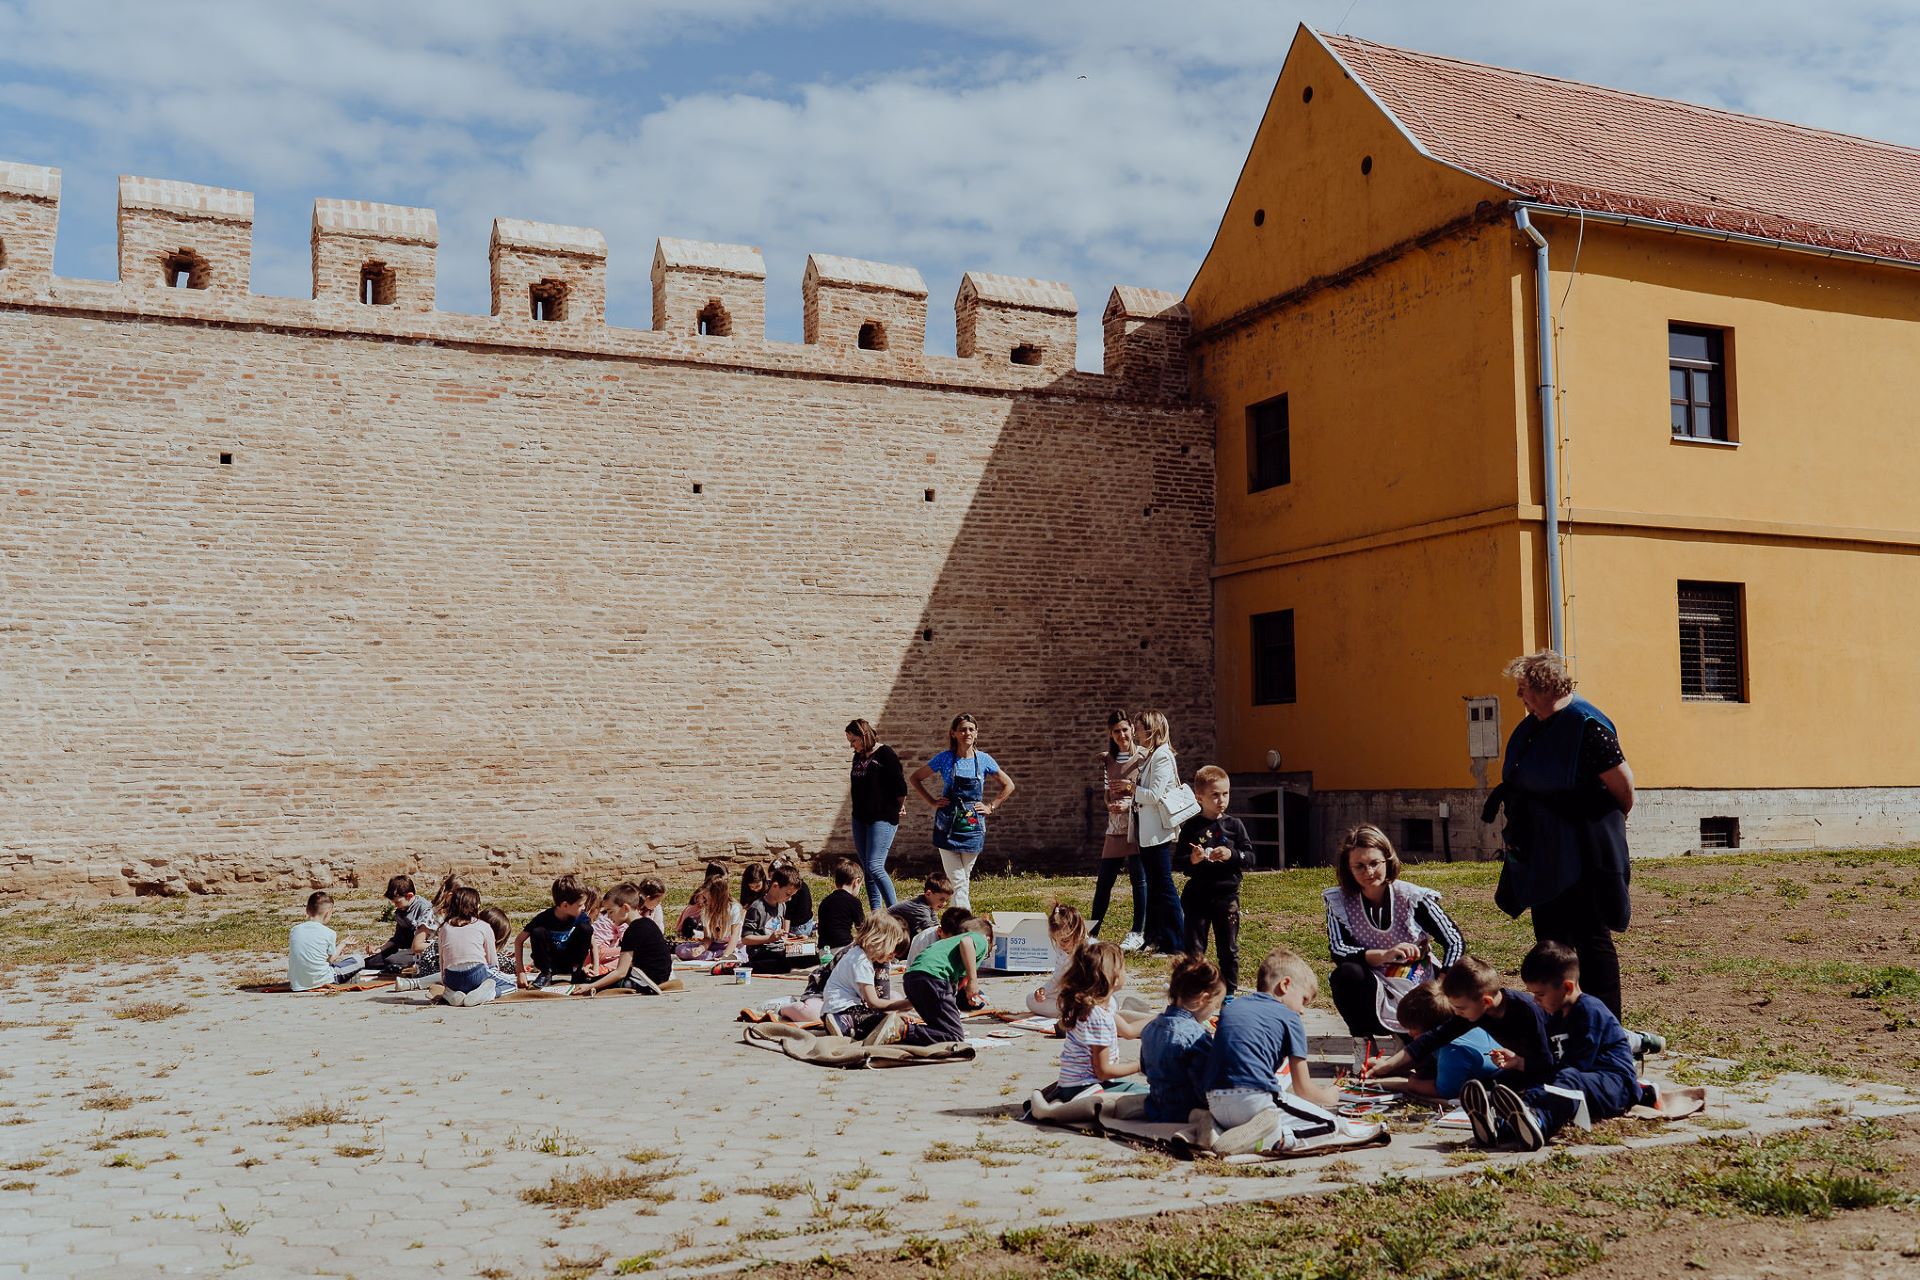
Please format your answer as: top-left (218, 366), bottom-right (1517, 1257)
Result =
top-left (1247, 394), bottom-right (1290, 491)
top-left (1251, 609), bottom-right (1296, 705)
top-left (1400, 818), bottom-right (1435, 855)
top-left (1669, 325), bottom-right (1728, 441)
top-left (1678, 581), bottom-right (1744, 701)
top-left (1700, 816), bottom-right (1740, 849)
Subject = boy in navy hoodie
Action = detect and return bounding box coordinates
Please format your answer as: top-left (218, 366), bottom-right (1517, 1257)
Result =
top-left (1176, 766), bottom-right (1255, 993)
top-left (1463, 940), bottom-right (1642, 1150)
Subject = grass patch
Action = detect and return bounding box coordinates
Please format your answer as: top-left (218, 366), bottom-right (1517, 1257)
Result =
top-left (521, 1168), bottom-right (677, 1212)
top-left (79, 1092), bottom-right (135, 1112)
top-left (111, 1001), bottom-right (188, 1023)
top-left (276, 1101), bottom-right (355, 1129)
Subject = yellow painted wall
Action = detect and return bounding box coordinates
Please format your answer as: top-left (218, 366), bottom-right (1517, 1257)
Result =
top-left (1185, 26), bottom-right (1506, 330)
top-left (1558, 531), bottom-right (1920, 786)
top-left (1215, 526), bottom-right (1529, 788)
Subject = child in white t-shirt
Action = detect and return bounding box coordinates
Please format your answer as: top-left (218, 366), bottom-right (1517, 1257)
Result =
top-left (816, 914), bottom-right (913, 1038)
top-left (287, 892), bottom-right (363, 992)
top-left (1026, 902), bottom-right (1088, 1019)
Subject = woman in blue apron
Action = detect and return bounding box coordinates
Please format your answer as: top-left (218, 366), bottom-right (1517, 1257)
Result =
top-left (909, 712), bottom-right (1017, 910)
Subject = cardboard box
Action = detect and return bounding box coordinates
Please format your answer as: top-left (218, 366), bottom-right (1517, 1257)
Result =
top-left (981, 911), bottom-right (1054, 974)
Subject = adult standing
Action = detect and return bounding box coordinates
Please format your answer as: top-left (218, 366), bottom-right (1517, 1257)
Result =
top-left (1128, 709), bottom-right (1193, 955)
top-left (846, 718), bottom-right (908, 912)
top-left (1323, 824), bottom-right (1466, 1056)
top-left (1090, 709), bottom-right (1148, 951)
top-left (1486, 650), bottom-right (1634, 1018)
top-left (910, 712), bottom-right (1017, 911)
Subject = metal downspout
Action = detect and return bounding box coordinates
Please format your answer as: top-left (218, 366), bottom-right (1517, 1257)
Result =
top-left (1515, 207), bottom-right (1564, 654)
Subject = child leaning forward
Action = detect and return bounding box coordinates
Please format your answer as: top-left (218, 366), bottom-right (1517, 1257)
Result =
top-left (901, 916), bottom-right (993, 1046)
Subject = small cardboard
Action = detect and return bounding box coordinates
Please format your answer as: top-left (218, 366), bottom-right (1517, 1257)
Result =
top-left (981, 911), bottom-right (1052, 974)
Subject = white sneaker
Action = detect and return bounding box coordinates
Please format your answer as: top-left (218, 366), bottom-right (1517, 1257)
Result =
top-left (1120, 932), bottom-right (1146, 952)
top-left (393, 975), bottom-right (424, 992)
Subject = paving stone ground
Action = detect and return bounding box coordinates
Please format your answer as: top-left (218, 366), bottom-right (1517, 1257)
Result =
top-left (0, 959), bottom-right (1913, 1278)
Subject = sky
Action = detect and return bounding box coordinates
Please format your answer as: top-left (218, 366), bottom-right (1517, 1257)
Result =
top-left (3, 0), bottom-right (1917, 368)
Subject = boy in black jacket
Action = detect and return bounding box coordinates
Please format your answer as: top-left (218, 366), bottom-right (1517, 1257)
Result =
top-left (1177, 766), bottom-right (1255, 993)
top-left (1365, 954), bottom-right (1556, 1123)
top-left (1469, 940), bottom-right (1643, 1150)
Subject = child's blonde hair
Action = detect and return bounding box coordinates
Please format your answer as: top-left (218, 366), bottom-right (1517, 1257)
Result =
top-left (853, 912), bottom-right (906, 959)
top-left (1255, 946), bottom-right (1316, 996)
top-left (697, 876), bottom-right (735, 941)
top-left (1046, 902), bottom-right (1087, 954)
top-left (1058, 939), bottom-right (1125, 1032)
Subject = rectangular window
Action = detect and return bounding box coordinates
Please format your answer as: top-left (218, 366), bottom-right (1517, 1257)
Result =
top-left (1251, 609), bottom-right (1296, 705)
top-left (1678, 581), bottom-right (1745, 702)
top-left (1700, 816), bottom-right (1741, 849)
top-left (1400, 818), bottom-right (1435, 856)
top-left (1246, 394), bottom-right (1290, 492)
top-left (1669, 324), bottom-right (1729, 441)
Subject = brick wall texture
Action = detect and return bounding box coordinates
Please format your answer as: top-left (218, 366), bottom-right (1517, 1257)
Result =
top-left (0, 252), bottom-right (1215, 897)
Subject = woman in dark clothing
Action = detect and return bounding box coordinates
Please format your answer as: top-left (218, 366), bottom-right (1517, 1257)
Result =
top-left (846, 718), bottom-right (909, 911)
top-left (1484, 650), bottom-right (1635, 1018)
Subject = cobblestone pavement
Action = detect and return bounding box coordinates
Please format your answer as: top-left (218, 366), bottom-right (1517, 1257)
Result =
top-left (0, 960), bottom-right (1912, 1277)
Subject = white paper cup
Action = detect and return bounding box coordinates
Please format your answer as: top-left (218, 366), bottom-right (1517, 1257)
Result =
top-left (736, 967), bottom-right (753, 986)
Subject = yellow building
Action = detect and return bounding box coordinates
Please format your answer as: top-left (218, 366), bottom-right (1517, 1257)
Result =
top-left (1188, 27), bottom-right (1920, 864)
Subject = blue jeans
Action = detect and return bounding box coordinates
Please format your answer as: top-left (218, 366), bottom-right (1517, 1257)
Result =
top-left (1090, 856), bottom-right (1146, 937)
top-left (851, 820), bottom-right (900, 910)
top-left (1138, 842), bottom-right (1186, 953)
top-left (442, 963), bottom-right (490, 994)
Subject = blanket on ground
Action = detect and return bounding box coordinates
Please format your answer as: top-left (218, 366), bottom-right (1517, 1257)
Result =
top-left (239, 979), bottom-right (396, 995)
top-left (741, 1020), bottom-right (977, 1069)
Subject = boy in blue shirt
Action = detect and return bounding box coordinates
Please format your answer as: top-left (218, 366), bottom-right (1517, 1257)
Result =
top-left (1389, 983), bottom-right (1498, 1099)
top-left (1463, 941), bottom-right (1644, 1150)
top-left (1197, 947), bottom-right (1388, 1156)
top-left (1366, 954), bottom-right (1554, 1092)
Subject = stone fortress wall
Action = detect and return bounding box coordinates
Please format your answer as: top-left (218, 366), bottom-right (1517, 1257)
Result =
top-left (0, 161), bottom-right (1215, 897)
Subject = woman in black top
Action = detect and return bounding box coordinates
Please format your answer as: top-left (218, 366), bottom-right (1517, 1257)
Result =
top-left (1485, 650), bottom-right (1635, 1018)
top-left (846, 718), bottom-right (908, 911)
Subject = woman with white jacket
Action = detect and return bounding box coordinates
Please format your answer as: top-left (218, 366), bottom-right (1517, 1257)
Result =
top-left (1129, 709), bottom-right (1192, 955)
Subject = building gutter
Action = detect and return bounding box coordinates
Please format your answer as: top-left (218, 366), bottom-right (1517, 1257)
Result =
top-left (1516, 201), bottom-right (1920, 276)
top-left (1514, 207), bottom-right (1565, 654)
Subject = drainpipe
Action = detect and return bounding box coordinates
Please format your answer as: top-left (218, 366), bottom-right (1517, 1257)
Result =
top-left (1515, 207), bottom-right (1564, 654)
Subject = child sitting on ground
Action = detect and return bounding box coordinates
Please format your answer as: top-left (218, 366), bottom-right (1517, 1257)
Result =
top-left (1027, 902), bottom-right (1088, 1020)
top-left (584, 886), bottom-right (622, 978)
top-left (812, 914), bottom-right (914, 1038)
top-left (739, 863), bottom-right (768, 913)
top-left (770, 856), bottom-right (816, 935)
top-left (1386, 982), bottom-right (1497, 1099)
top-left (815, 861), bottom-right (867, 951)
top-left (1054, 940), bottom-right (1146, 1100)
top-left (433, 886), bottom-right (500, 1007)
top-left (902, 916), bottom-right (994, 1046)
top-left (1365, 954), bottom-right (1554, 1090)
top-left (364, 874), bottom-right (437, 974)
top-left (513, 874), bottom-right (594, 988)
top-left (744, 867), bottom-right (806, 970)
top-left (905, 904), bottom-right (972, 966)
top-left (677, 863), bottom-right (727, 940)
top-left (477, 906), bottom-right (518, 997)
top-left (1202, 947), bottom-right (1386, 1154)
top-left (888, 873), bottom-right (954, 939)
top-left (1177, 765), bottom-right (1255, 994)
top-left (1461, 941), bottom-right (1644, 1151)
top-left (288, 891), bottom-right (364, 991)
top-left (1140, 954), bottom-right (1226, 1122)
top-left (572, 879), bottom-right (674, 997)
top-left (677, 875), bottom-right (745, 962)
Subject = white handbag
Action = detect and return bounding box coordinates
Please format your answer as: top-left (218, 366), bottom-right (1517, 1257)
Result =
top-left (1158, 782), bottom-right (1202, 829)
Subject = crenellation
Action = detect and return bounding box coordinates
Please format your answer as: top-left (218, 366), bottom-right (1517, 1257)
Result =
top-left (802, 253), bottom-right (928, 353)
top-left (117, 175), bottom-right (253, 296)
top-left (312, 198), bottom-right (438, 313)
top-left (652, 236), bottom-right (766, 339)
top-left (955, 271), bottom-right (1077, 374)
top-left (0, 161), bottom-right (59, 295)
top-left (490, 217), bottom-right (607, 325)
top-left (1103, 286), bottom-right (1191, 397)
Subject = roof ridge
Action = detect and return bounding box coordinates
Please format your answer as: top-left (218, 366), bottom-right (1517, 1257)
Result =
top-left (1318, 30), bottom-right (1920, 161)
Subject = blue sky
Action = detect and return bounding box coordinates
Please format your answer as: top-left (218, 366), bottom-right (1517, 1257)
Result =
top-left (4, 0), bottom-right (1917, 367)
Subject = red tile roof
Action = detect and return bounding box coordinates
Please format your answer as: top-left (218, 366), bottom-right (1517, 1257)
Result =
top-left (1322, 32), bottom-right (1920, 264)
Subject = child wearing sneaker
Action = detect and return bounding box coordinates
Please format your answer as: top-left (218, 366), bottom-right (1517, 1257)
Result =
top-left (433, 887), bottom-right (499, 1006)
top-left (512, 875), bottom-right (594, 986)
top-left (1201, 947), bottom-right (1386, 1154)
top-left (1461, 941), bottom-right (1642, 1150)
top-left (571, 880), bottom-right (674, 996)
top-left (363, 874), bottom-right (437, 974)
top-left (1176, 765), bottom-right (1254, 993)
top-left (814, 913), bottom-right (914, 1038)
top-left (1364, 954), bottom-right (1554, 1089)
top-left (288, 892), bottom-right (364, 991)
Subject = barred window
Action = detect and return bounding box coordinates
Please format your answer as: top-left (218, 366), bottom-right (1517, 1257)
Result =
top-left (1678, 581), bottom-right (1745, 701)
top-left (1251, 609), bottom-right (1296, 705)
top-left (1247, 394), bottom-right (1290, 492)
top-left (1669, 325), bottom-right (1729, 441)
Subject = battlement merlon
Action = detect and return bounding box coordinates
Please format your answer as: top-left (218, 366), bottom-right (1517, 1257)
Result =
top-left (0, 161), bottom-right (60, 293)
top-left (491, 218), bottom-right (608, 325)
top-left (803, 254), bottom-right (928, 351)
top-left (314, 199), bottom-right (439, 313)
top-left (1104, 286), bottom-right (1191, 398)
top-left (956, 272), bottom-right (1076, 374)
top-left (653, 237), bottom-right (766, 339)
top-left (117, 175), bottom-right (253, 295)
